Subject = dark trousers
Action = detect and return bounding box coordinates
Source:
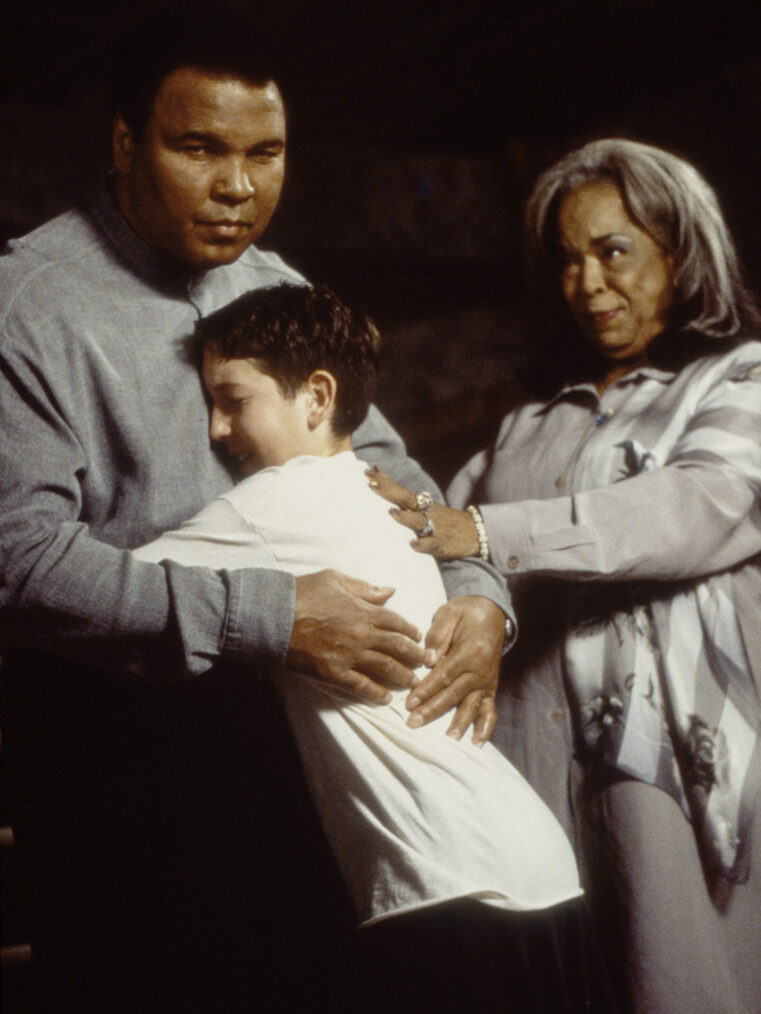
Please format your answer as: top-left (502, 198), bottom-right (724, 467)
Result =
top-left (353, 897), bottom-right (617, 1014)
top-left (4, 656), bottom-right (354, 1012)
top-left (5, 655), bottom-right (616, 1012)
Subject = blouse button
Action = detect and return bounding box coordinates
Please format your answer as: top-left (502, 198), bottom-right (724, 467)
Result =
top-left (555, 476), bottom-right (565, 489)
top-left (507, 555), bottom-right (520, 570)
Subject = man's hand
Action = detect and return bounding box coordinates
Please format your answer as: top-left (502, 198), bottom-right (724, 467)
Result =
top-left (286, 570), bottom-right (432, 703)
top-left (405, 596), bottom-right (506, 745)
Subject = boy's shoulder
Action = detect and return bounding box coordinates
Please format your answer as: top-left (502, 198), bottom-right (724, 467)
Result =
top-left (223, 452), bottom-right (363, 518)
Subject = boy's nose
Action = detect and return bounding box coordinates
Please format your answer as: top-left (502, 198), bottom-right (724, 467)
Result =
top-left (209, 406), bottom-right (231, 442)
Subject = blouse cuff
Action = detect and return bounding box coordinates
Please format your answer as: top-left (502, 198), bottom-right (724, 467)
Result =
top-left (478, 501), bottom-right (535, 575)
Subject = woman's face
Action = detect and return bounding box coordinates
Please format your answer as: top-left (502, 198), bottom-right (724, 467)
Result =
top-left (557, 181), bottom-right (674, 365)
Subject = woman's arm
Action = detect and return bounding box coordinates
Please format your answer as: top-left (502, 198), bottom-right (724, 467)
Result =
top-left (479, 364), bottom-right (761, 581)
top-left (374, 362), bottom-right (761, 583)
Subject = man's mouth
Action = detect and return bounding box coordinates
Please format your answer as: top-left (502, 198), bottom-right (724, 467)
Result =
top-left (197, 221), bottom-right (253, 240)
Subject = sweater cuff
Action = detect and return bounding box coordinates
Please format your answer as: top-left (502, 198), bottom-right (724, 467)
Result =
top-left (221, 568), bottom-right (296, 664)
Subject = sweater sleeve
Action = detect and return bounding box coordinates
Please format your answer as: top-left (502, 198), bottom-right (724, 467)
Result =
top-left (352, 404), bottom-right (512, 615)
top-left (0, 338), bottom-right (293, 681)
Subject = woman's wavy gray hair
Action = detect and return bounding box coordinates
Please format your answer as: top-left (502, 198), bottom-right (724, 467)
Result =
top-left (525, 138), bottom-right (760, 341)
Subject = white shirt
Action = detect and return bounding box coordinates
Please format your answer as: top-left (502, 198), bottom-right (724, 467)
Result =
top-left (136, 451), bottom-right (581, 925)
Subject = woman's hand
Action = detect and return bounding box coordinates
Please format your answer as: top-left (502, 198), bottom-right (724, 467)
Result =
top-left (367, 468), bottom-right (479, 560)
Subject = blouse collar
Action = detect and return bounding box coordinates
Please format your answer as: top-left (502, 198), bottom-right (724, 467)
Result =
top-left (536, 362), bottom-right (677, 415)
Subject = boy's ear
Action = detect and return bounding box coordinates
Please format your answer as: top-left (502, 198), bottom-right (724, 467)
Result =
top-left (305, 370), bottom-right (338, 428)
top-left (112, 114), bottom-right (136, 174)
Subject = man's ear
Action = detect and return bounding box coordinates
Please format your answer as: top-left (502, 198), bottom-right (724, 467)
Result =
top-left (112, 114), bottom-right (136, 174)
top-left (305, 370), bottom-right (338, 429)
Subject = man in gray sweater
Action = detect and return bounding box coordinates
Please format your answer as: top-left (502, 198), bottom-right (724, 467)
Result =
top-left (0, 10), bottom-right (510, 1010)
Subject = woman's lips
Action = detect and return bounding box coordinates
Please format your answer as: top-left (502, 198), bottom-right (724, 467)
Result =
top-left (587, 307), bottom-right (623, 328)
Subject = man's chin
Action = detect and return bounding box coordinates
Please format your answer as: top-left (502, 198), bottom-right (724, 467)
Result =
top-left (184, 239), bottom-right (254, 270)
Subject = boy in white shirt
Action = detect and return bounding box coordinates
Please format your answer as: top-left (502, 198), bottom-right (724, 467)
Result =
top-left (135, 285), bottom-right (598, 1011)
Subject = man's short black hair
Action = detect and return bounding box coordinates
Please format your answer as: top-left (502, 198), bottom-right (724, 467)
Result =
top-left (196, 285), bottom-right (382, 436)
top-left (111, 7), bottom-right (285, 138)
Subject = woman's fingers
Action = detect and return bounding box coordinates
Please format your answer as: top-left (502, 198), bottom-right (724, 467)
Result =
top-left (366, 467), bottom-right (420, 510)
top-left (400, 503), bottom-right (481, 560)
top-left (366, 468), bottom-right (481, 560)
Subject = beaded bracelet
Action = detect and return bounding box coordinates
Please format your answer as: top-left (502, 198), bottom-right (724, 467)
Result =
top-left (466, 505), bottom-right (490, 562)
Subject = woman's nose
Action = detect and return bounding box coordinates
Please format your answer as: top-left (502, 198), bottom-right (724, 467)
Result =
top-left (579, 256), bottom-right (606, 295)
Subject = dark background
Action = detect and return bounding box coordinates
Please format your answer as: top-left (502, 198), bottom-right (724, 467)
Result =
top-left (3, 2), bottom-right (761, 1004)
top-left (3, 0), bottom-right (761, 482)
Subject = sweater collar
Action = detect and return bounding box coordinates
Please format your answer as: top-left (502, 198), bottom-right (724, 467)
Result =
top-left (88, 179), bottom-right (201, 292)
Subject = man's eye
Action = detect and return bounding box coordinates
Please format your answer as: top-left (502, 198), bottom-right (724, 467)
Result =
top-left (249, 147), bottom-right (283, 163)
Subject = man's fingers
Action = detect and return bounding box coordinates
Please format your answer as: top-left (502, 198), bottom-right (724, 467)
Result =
top-left (367, 605), bottom-right (424, 645)
top-left (288, 569), bottom-right (430, 697)
top-left (353, 648), bottom-right (422, 689)
top-left (406, 630), bottom-right (466, 708)
top-left (443, 688), bottom-right (496, 744)
top-left (329, 668), bottom-right (394, 705)
top-left (300, 569), bottom-right (424, 641)
top-left (404, 596), bottom-right (505, 736)
top-left (472, 694), bottom-right (497, 746)
top-left (424, 604), bottom-right (457, 658)
top-left (331, 570), bottom-right (396, 605)
top-left (407, 671), bottom-right (482, 727)
top-left (445, 689), bottom-right (483, 741)
top-left (306, 647), bottom-right (422, 700)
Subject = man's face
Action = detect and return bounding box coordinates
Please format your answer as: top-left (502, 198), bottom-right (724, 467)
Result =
top-left (113, 68), bottom-right (286, 269)
top-left (202, 348), bottom-right (313, 475)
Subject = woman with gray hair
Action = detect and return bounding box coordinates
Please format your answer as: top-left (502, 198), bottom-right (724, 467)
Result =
top-left (369, 139), bottom-right (761, 1013)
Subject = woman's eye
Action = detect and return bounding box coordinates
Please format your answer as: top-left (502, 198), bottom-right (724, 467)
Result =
top-left (557, 250), bottom-right (575, 270)
top-left (602, 245), bottom-right (627, 262)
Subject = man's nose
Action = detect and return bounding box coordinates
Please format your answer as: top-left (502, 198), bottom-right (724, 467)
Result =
top-left (209, 406), bottom-right (231, 442)
top-left (212, 157), bottom-right (255, 203)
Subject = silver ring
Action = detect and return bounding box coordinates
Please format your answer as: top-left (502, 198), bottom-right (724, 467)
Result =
top-left (414, 491), bottom-right (433, 513)
top-left (420, 519), bottom-right (435, 538)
